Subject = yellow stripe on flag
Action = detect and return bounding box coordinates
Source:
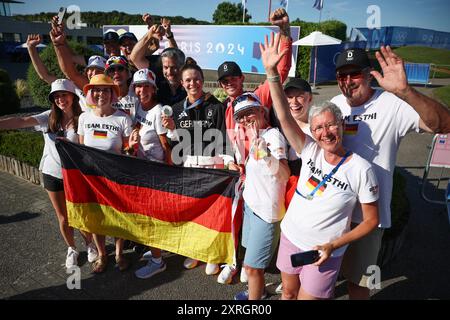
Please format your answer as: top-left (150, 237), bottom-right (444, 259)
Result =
top-left (67, 201), bottom-right (234, 264)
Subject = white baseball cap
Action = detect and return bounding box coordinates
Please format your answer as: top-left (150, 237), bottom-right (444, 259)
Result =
top-left (232, 92), bottom-right (262, 120)
top-left (132, 68), bottom-right (157, 88)
top-left (86, 55), bottom-right (107, 71)
top-left (48, 79), bottom-right (77, 103)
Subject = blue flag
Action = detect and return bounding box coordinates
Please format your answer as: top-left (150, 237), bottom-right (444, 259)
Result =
top-left (280, 0), bottom-right (288, 8)
top-left (313, 0), bottom-right (323, 10)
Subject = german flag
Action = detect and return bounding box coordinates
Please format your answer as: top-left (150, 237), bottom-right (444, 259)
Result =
top-left (55, 140), bottom-right (241, 264)
top-left (93, 130), bottom-right (107, 139)
top-left (344, 123), bottom-right (358, 135)
top-left (306, 175), bottom-right (326, 196)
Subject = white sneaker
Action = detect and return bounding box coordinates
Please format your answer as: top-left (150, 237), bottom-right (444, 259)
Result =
top-left (217, 264), bottom-right (237, 284)
top-left (205, 263), bottom-right (219, 275)
top-left (240, 267), bottom-right (248, 283)
top-left (86, 242), bottom-right (98, 263)
top-left (183, 257), bottom-right (199, 269)
top-left (142, 250), bottom-right (153, 260)
top-left (275, 283), bottom-right (283, 294)
top-left (65, 247), bottom-right (79, 269)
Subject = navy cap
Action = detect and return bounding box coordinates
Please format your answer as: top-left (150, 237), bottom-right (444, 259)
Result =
top-left (119, 32), bottom-right (138, 44)
top-left (335, 48), bottom-right (371, 71)
top-left (217, 61), bottom-right (242, 81)
top-left (103, 31), bottom-right (119, 42)
top-left (283, 78), bottom-right (312, 93)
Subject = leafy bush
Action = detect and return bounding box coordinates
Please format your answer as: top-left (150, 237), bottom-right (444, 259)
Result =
top-left (0, 130), bottom-right (44, 167)
top-left (212, 88), bottom-right (228, 102)
top-left (0, 69), bottom-right (20, 116)
top-left (14, 79), bottom-right (29, 100)
top-left (27, 41), bottom-right (96, 108)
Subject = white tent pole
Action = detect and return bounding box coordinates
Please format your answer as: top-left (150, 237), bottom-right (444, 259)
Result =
top-left (313, 46), bottom-right (318, 89)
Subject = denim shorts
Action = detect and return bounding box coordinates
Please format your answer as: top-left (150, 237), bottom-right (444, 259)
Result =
top-left (242, 202), bottom-right (281, 269)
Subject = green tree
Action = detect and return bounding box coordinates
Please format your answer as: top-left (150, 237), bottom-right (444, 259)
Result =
top-left (212, 2), bottom-right (251, 24)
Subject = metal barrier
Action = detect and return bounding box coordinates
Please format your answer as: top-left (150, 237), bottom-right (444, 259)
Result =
top-left (405, 63), bottom-right (431, 86)
top-left (421, 134), bottom-right (450, 223)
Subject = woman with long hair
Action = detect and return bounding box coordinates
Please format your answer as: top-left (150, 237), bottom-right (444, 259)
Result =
top-left (0, 79), bottom-right (98, 269)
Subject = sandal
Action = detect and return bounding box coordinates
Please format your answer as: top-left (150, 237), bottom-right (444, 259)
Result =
top-left (115, 255), bottom-right (130, 272)
top-left (92, 255), bottom-right (108, 274)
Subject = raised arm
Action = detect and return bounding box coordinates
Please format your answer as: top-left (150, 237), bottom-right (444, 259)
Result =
top-left (371, 45), bottom-right (450, 133)
top-left (161, 17), bottom-right (178, 49)
top-left (26, 34), bottom-right (57, 84)
top-left (50, 16), bottom-right (89, 89)
top-left (260, 32), bottom-right (306, 154)
top-left (130, 24), bottom-right (163, 70)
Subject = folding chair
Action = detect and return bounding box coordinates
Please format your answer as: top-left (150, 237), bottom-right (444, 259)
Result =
top-left (420, 134), bottom-right (450, 223)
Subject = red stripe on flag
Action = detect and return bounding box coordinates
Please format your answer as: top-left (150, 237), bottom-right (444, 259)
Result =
top-left (63, 168), bottom-right (233, 232)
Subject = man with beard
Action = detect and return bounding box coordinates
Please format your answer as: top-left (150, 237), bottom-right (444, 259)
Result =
top-left (331, 46), bottom-right (450, 300)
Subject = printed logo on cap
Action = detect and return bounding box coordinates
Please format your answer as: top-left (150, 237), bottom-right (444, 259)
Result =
top-left (346, 51), bottom-right (354, 61)
top-left (223, 64), bottom-right (228, 71)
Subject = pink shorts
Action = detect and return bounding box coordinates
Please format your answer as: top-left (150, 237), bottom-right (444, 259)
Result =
top-left (276, 232), bottom-right (343, 299)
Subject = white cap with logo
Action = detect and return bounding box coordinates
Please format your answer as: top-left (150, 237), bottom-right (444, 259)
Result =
top-left (132, 68), bottom-right (157, 88)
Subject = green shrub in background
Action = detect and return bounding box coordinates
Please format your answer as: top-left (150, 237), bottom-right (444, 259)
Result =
top-left (290, 19), bottom-right (347, 80)
top-left (0, 130), bottom-right (44, 167)
top-left (212, 88), bottom-right (228, 103)
top-left (14, 79), bottom-right (29, 100)
top-left (27, 41), bottom-right (96, 107)
top-left (0, 69), bottom-right (21, 116)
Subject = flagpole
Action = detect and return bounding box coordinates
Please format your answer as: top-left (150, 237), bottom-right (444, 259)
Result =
top-left (318, 0), bottom-right (324, 25)
top-left (268, 0), bottom-right (272, 22)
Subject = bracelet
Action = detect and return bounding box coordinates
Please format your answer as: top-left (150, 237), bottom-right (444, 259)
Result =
top-left (267, 75), bottom-right (280, 82)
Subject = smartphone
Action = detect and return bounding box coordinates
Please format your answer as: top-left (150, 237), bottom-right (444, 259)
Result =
top-left (57, 7), bottom-right (66, 24)
top-left (290, 250), bottom-right (320, 267)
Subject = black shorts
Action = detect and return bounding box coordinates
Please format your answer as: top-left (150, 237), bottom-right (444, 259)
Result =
top-left (42, 173), bottom-right (64, 192)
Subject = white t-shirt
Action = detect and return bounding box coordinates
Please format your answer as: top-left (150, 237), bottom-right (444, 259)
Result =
top-left (243, 127), bottom-right (288, 223)
top-left (131, 102), bottom-right (168, 162)
top-left (74, 87), bottom-right (92, 113)
top-left (78, 110), bottom-right (132, 155)
top-left (331, 89), bottom-right (420, 228)
top-left (112, 89), bottom-right (139, 115)
top-left (281, 136), bottom-right (379, 257)
top-left (32, 110), bottom-right (79, 179)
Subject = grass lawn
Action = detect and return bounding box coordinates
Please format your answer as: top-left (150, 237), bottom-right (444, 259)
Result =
top-left (394, 46), bottom-right (450, 78)
top-left (433, 85), bottom-right (450, 108)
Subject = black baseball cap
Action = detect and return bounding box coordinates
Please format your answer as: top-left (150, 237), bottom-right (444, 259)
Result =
top-left (283, 78), bottom-right (312, 93)
top-left (217, 61), bottom-right (242, 81)
top-left (103, 31), bottom-right (119, 42)
top-left (335, 48), bottom-right (371, 71)
top-left (119, 32), bottom-right (138, 44)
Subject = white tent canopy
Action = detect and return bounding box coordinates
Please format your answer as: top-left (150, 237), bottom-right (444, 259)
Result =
top-left (293, 31), bottom-right (342, 46)
top-left (15, 43), bottom-right (47, 49)
top-left (293, 31), bottom-right (342, 88)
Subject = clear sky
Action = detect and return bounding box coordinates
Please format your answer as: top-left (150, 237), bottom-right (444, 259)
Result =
top-left (8, 0), bottom-right (450, 34)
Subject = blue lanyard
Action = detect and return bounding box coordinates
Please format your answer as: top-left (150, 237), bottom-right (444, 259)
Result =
top-left (296, 150), bottom-right (351, 200)
top-left (183, 96), bottom-right (204, 111)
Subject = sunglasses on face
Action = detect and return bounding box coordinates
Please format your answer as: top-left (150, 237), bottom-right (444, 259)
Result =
top-left (336, 70), bottom-right (365, 81)
top-left (219, 77), bottom-right (240, 86)
top-left (236, 112), bottom-right (257, 124)
top-left (92, 87), bottom-right (111, 94)
top-left (107, 65), bottom-right (126, 74)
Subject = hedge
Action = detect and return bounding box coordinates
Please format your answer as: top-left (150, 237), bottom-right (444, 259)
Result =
top-left (0, 130), bottom-right (44, 167)
top-left (0, 69), bottom-right (21, 116)
top-left (27, 41), bottom-right (97, 108)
